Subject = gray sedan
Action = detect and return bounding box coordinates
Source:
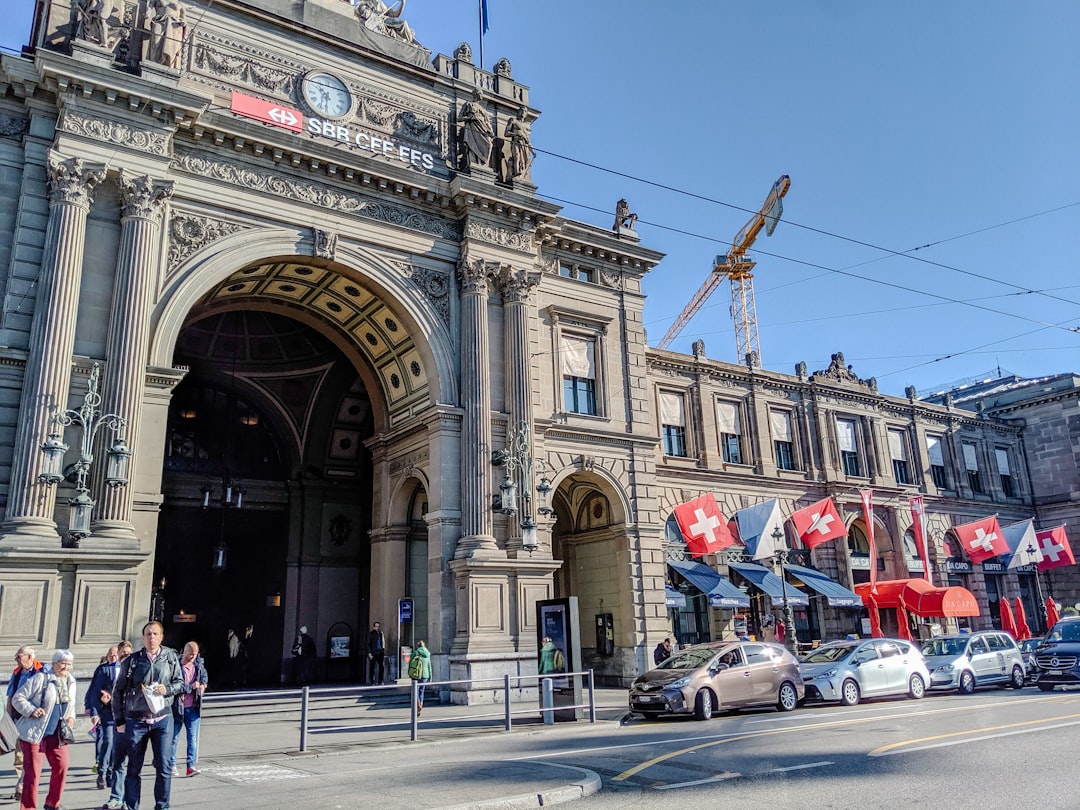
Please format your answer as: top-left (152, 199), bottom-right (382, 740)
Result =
top-left (800, 638), bottom-right (930, 705)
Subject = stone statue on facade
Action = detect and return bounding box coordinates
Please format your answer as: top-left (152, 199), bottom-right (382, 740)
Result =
top-left (501, 107), bottom-right (534, 182)
top-left (147, 0), bottom-right (185, 69)
top-left (454, 42), bottom-right (473, 64)
top-left (355, 0), bottom-right (417, 45)
top-left (614, 198), bottom-right (637, 231)
top-left (493, 57), bottom-right (512, 78)
top-left (459, 88), bottom-right (494, 169)
top-left (75, 0), bottom-right (119, 49)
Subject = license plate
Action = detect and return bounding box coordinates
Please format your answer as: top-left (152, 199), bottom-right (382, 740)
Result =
top-left (1048, 670), bottom-right (1062, 675)
top-left (638, 695), bottom-right (657, 702)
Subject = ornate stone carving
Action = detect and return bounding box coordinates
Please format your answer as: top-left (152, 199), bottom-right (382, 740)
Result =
top-left (119, 172), bottom-right (173, 221)
top-left (46, 151), bottom-right (107, 208)
top-left (395, 262), bottom-right (450, 323)
top-left (465, 221), bottom-right (532, 251)
top-left (453, 42), bottom-right (473, 64)
top-left (811, 351), bottom-right (876, 389)
top-left (147, 0), bottom-right (186, 69)
top-left (167, 213), bottom-right (247, 270)
top-left (457, 257), bottom-right (494, 296)
top-left (496, 266), bottom-right (540, 304)
top-left (493, 57), bottom-right (512, 78)
top-left (600, 270), bottom-right (622, 289)
top-left (171, 151), bottom-right (461, 240)
top-left (0, 115), bottom-right (28, 137)
top-left (58, 111), bottom-right (170, 156)
top-left (74, 0), bottom-right (121, 49)
top-left (192, 40), bottom-right (295, 94)
top-left (312, 228), bottom-right (338, 260)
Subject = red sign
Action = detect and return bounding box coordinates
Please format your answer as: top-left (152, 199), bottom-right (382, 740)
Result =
top-left (230, 92), bottom-right (303, 133)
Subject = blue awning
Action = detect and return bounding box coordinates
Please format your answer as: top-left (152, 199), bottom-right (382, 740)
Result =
top-left (667, 559), bottom-right (750, 609)
top-left (665, 585), bottom-right (687, 608)
top-left (727, 561), bottom-right (810, 608)
top-left (784, 563), bottom-right (863, 608)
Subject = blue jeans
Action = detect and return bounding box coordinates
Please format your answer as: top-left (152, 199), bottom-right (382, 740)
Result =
top-left (94, 719), bottom-right (116, 781)
top-left (416, 676), bottom-right (430, 705)
top-left (168, 706), bottom-right (200, 771)
top-left (124, 714), bottom-right (174, 810)
top-left (107, 727), bottom-right (130, 804)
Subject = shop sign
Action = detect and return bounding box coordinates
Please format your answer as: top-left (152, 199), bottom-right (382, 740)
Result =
top-left (945, 559), bottom-right (972, 574)
top-left (982, 561), bottom-right (1007, 574)
top-left (850, 554), bottom-right (871, 570)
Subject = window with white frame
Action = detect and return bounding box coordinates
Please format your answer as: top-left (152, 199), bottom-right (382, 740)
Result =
top-left (716, 400), bottom-right (743, 464)
top-left (962, 441), bottom-right (983, 494)
top-left (659, 392), bottom-right (688, 457)
top-left (770, 410), bottom-right (797, 470)
top-left (995, 447), bottom-right (1015, 497)
top-left (889, 429), bottom-right (912, 485)
top-left (560, 334), bottom-right (597, 415)
top-left (927, 434), bottom-right (947, 489)
top-left (836, 417), bottom-right (862, 477)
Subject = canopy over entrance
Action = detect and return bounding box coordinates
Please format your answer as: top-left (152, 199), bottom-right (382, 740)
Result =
top-left (855, 578), bottom-right (979, 618)
top-left (784, 564), bottom-right (862, 608)
top-left (728, 562), bottom-right (809, 608)
top-left (668, 559), bottom-right (750, 609)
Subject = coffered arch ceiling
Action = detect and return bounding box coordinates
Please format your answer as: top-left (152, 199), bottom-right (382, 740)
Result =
top-left (186, 260), bottom-right (433, 428)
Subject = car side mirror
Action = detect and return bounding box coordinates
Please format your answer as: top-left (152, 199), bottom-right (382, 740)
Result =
top-left (966, 650), bottom-right (974, 659)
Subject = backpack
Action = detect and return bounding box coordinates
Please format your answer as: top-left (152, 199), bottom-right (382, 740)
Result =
top-left (407, 654), bottom-right (424, 680)
top-left (553, 649), bottom-right (565, 671)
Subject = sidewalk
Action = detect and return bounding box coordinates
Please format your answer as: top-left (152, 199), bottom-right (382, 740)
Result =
top-left (4, 687), bottom-right (629, 810)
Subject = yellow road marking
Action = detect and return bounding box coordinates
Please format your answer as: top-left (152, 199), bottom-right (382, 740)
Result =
top-left (867, 711), bottom-right (1080, 756)
top-left (612, 695), bottom-right (1069, 782)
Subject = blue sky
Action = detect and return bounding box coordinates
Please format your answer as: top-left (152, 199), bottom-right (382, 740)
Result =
top-left (3, 1), bottom-right (1078, 397)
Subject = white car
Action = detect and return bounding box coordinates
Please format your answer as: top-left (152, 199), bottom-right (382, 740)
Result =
top-left (800, 639), bottom-right (930, 705)
top-left (921, 631), bottom-right (1025, 693)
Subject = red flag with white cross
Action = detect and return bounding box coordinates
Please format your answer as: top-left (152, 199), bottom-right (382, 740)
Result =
top-left (953, 515), bottom-right (1008, 563)
top-left (790, 497), bottom-right (846, 549)
top-left (673, 493), bottom-right (735, 558)
top-left (1036, 527), bottom-right (1076, 570)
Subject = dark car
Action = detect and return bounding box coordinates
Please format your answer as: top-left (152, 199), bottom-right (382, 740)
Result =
top-left (1033, 617), bottom-right (1080, 692)
top-left (1018, 637), bottom-right (1045, 682)
top-left (629, 640), bottom-right (804, 720)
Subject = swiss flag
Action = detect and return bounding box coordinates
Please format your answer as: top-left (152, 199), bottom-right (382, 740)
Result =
top-left (1036, 527), bottom-right (1076, 571)
top-left (673, 493), bottom-right (734, 558)
top-left (790, 498), bottom-right (846, 549)
top-left (953, 515), bottom-right (1009, 563)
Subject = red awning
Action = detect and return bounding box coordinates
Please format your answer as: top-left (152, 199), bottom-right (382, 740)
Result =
top-left (855, 578), bottom-right (980, 618)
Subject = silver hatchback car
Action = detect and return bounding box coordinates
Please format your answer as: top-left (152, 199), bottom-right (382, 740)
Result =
top-left (921, 631), bottom-right (1026, 693)
top-left (800, 638), bottom-right (931, 705)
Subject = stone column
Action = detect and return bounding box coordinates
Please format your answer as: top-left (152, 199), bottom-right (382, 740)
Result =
top-left (454, 257), bottom-right (498, 558)
top-left (90, 172), bottom-right (174, 545)
top-left (0, 151), bottom-right (106, 547)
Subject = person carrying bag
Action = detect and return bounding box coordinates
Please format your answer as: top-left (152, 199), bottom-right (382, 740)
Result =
top-left (12, 650), bottom-right (76, 810)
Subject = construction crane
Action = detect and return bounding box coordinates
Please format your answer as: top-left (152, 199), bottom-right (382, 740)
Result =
top-left (657, 175), bottom-right (791, 363)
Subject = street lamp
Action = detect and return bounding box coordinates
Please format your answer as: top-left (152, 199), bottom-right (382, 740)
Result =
top-left (493, 420), bottom-right (552, 553)
top-left (37, 364), bottom-right (129, 544)
top-left (772, 526), bottom-right (799, 651)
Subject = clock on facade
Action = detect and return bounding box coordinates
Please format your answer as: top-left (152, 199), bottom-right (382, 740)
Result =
top-left (302, 71), bottom-right (352, 118)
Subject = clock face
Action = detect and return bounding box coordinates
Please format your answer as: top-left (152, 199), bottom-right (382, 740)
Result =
top-left (303, 72), bottom-right (352, 118)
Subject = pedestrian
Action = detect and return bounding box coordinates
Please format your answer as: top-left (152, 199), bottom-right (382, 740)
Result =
top-left (538, 636), bottom-right (558, 675)
top-left (291, 626), bottom-right (316, 685)
top-left (100, 640), bottom-right (133, 810)
top-left (775, 618), bottom-right (787, 644)
top-left (6, 645), bottom-right (46, 804)
top-left (12, 649), bottom-right (76, 810)
top-left (113, 621), bottom-right (183, 810)
top-left (409, 640), bottom-right (431, 715)
top-left (762, 615), bottom-right (776, 642)
top-left (653, 637), bottom-right (673, 666)
top-left (226, 629), bottom-right (246, 688)
top-left (168, 641), bottom-right (207, 778)
top-left (84, 646), bottom-right (122, 790)
top-left (367, 621), bottom-right (386, 685)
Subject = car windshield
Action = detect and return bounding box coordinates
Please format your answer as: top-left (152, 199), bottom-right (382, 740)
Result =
top-left (1020, 638), bottom-right (1043, 653)
top-left (921, 638), bottom-right (968, 657)
top-left (657, 646), bottom-right (723, 670)
top-left (1046, 622), bottom-right (1080, 643)
top-left (801, 643), bottom-right (857, 663)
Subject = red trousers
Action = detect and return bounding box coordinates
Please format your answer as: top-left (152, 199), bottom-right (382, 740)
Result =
top-left (20, 734), bottom-right (68, 810)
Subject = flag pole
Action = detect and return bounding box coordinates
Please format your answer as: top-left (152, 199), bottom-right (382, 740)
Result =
top-left (478, 0), bottom-right (485, 70)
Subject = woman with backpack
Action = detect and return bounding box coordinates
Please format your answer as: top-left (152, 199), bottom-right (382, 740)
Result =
top-left (12, 649), bottom-right (76, 810)
top-left (409, 641), bottom-right (431, 716)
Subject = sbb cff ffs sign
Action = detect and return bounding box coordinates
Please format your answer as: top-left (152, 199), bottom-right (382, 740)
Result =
top-left (399, 597), bottom-right (413, 623)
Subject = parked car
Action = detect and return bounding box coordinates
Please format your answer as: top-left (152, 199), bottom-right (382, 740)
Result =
top-left (629, 640), bottom-right (805, 720)
top-left (1018, 636), bottom-right (1045, 682)
top-left (1032, 616), bottom-right (1080, 692)
top-left (799, 638), bottom-right (930, 706)
top-left (921, 631), bottom-right (1026, 693)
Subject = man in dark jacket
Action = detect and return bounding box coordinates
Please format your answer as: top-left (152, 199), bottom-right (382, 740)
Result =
top-left (85, 645), bottom-right (121, 789)
top-left (113, 622), bottom-right (183, 810)
top-left (367, 621), bottom-right (386, 685)
top-left (653, 637), bottom-right (673, 666)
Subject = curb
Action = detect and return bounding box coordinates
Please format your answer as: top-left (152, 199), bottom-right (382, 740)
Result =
top-left (433, 762), bottom-right (602, 810)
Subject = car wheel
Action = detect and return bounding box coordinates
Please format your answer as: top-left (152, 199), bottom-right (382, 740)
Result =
top-left (908, 674), bottom-right (926, 700)
top-left (1009, 666), bottom-right (1025, 689)
top-left (840, 679), bottom-right (860, 706)
top-left (1038, 683), bottom-right (1056, 692)
top-left (693, 689), bottom-right (715, 721)
top-left (958, 670), bottom-right (976, 694)
top-left (777, 681), bottom-right (798, 712)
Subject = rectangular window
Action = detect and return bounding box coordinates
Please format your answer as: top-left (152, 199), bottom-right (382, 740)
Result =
top-left (560, 334), bottom-right (597, 415)
top-left (996, 447), bottom-right (1015, 497)
top-left (716, 400), bottom-right (743, 464)
top-left (962, 441), bottom-right (983, 494)
top-left (559, 261), bottom-right (574, 278)
top-left (659, 392), bottom-right (687, 457)
top-left (836, 418), bottom-right (862, 477)
top-left (927, 435), bottom-right (947, 489)
top-left (770, 410), bottom-right (797, 471)
top-left (889, 429), bottom-right (912, 485)
top-left (558, 262), bottom-right (596, 283)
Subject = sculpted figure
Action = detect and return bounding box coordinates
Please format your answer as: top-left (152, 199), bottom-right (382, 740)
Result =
top-left (459, 88), bottom-right (494, 168)
top-left (502, 107), bottom-right (535, 181)
top-left (614, 198), bottom-right (637, 231)
top-left (356, 0), bottom-right (417, 45)
top-left (148, 0), bottom-right (185, 69)
top-left (75, 0), bottom-right (117, 48)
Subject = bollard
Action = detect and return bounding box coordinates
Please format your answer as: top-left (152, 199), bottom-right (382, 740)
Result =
top-left (504, 674), bottom-right (512, 731)
top-left (542, 676), bottom-right (554, 725)
top-left (588, 669), bottom-right (596, 723)
top-left (299, 686), bottom-right (309, 752)
top-left (410, 678), bottom-right (418, 741)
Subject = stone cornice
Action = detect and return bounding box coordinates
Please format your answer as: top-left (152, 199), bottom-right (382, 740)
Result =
top-left (539, 217), bottom-right (665, 275)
